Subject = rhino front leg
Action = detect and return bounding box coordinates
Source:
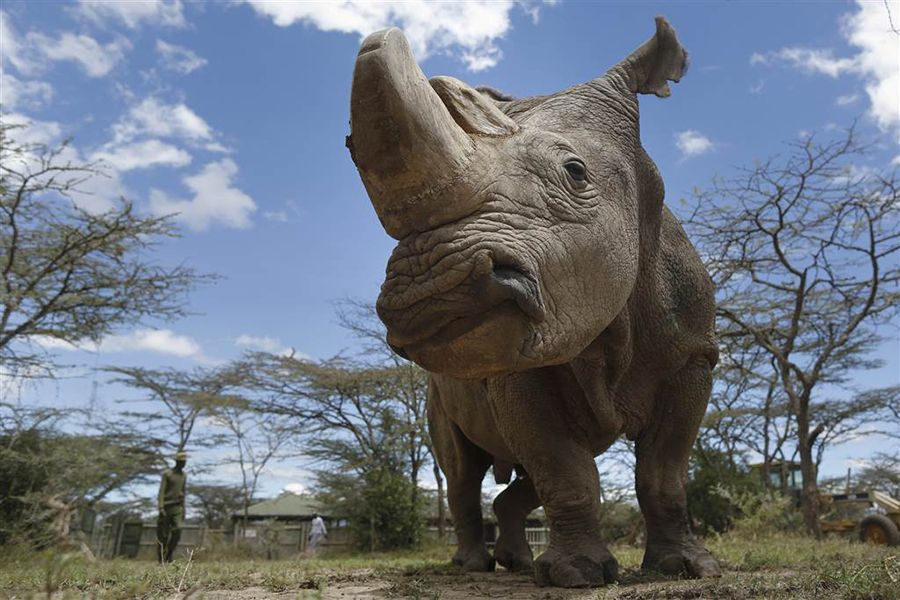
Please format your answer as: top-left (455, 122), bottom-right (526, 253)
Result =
top-left (488, 370), bottom-right (618, 588)
top-left (428, 381), bottom-right (495, 572)
top-left (635, 357), bottom-right (721, 578)
top-left (493, 471), bottom-right (540, 573)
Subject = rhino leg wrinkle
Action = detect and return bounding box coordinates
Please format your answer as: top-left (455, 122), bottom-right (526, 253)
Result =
top-left (348, 18), bottom-right (721, 587)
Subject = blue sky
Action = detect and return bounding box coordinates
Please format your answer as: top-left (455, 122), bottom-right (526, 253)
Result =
top-left (1, 1), bottom-right (898, 500)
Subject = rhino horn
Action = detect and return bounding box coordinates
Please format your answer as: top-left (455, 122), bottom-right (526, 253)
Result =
top-left (349, 29), bottom-right (475, 239)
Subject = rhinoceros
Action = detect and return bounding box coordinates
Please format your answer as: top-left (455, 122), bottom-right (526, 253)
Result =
top-left (346, 17), bottom-right (721, 588)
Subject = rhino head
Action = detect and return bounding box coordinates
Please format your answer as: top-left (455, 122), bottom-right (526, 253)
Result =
top-left (348, 18), bottom-right (688, 379)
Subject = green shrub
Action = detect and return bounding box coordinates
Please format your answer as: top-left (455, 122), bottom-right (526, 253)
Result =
top-left (348, 468), bottom-right (424, 552)
top-left (597, 501), bottom-right (644, 545)
top-left (714, 485), bottom-right (802, 538)
top-left (686, 449), bottom-right (760, 534)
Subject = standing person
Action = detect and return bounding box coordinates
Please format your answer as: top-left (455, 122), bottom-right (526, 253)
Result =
top-left (157, 451), bottom-right (187, 563)
top-left (308, 513), bottom-right (327, 552)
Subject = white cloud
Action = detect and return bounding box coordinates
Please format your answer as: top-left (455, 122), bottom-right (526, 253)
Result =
top-left (842, 0), bottom-right (900, 131)
top-left (76, 0), bottom-right (186, 29)
top-left (675, 130), bottom-right (715, 158)
top-left (261, 201), bottom-right (301, 224)
top-left (112, 97), bottom-right (214, 144)
top-left (26, 31), bottom-right (130, 78)
top-left (235, 335), bottom-right (302, 358)
top-left (91, 139), bottom-right (192, 171)
top-left (2, 11), bottom-right (130, 79)
top-left (1, 112), bottom-right (62, 146)
top-left (149, 158), bottom-right (256, 231)
top-left (283, 483), bottom-right (307, 495)
top-left (752, 1), bottom-right (899, 132)
top-left (0, 73), bottom-right (54, 110)
top-left (749, 79), bottom-right (765, 95)
top-left (204, 142), bottom-right (230, 153)
top-left (34, 328), bottom-right (201, 358)
top-left (752, 47), bottom-right (856, 78)
top-left (236, 335), bottom-right (285, 353)
top-left (2, 113), bottom-right (123, 213)
top-left (240, 0), bottom-right (555, 72)
top-left (836, 92), bottom-right (861, 106)
top-left (101, 328), bottom-right (200, 356)
top-left (156, 40), bottom-right (207, 74)
top-left (0, 11), bottom-right (41, 74)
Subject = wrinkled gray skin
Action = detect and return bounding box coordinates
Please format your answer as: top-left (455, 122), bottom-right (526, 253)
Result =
top-left (347, 17), bottom-right (722, 588)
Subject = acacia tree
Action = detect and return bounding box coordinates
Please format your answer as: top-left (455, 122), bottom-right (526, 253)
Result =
top-left (189, 483), bottom-right (246, 528)
top-left (333, 299), bottom-right (440, 535)
top-left (106, 366), bottom-right (229, 455)
top-left (0, 121), bottom-right (209, 377)
top-left (240, 352), bottom-right (426, 549)
top-left (684, 126), bottom-right (900, 536)
top-left (207, 395), bottom-right (297, 529)
top-left (696, 338), bottom-right (792, 484)
top-left (0, 401), bottom-right (160, 545)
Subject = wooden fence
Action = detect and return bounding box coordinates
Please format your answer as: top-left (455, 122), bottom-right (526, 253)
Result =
top-left (91, 518), bottom-right (352, 560)
top-left (90, 517), bottom-right (550, 560)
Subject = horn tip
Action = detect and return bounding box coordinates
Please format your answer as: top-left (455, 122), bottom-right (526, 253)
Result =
top-left (358, 28), bottom-right (405, 57)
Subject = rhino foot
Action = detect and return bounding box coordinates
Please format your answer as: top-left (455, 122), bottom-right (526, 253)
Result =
top-left (452, 546), bottom-right (495, 572)
top-left (534, 546), bottom-right (618, 588)
top-left (494, 533), bottom-right (534, 573)
top-left (642, 543), bottom-right (721, 578)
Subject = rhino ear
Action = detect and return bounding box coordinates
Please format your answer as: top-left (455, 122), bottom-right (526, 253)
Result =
top-left (606, 16), bottom-right (688, 98)
top-left (430, 76), bottom-right (520, 137)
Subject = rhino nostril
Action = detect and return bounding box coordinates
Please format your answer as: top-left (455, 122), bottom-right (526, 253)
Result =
top-left (389, 342), bottom-right (410, 360)
top-left (485, 264), bottom-right (545, 323)
top-left (493, 264), bottom-right (528, 281)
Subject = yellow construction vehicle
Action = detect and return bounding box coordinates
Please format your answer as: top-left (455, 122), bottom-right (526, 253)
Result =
top-left (820, 490), bottom-right (900, 547)
top-left (750, 460), bottom-right (900, 546)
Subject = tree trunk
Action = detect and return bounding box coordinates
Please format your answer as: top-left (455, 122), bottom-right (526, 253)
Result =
top-left (433, 462), bottom-right (445, 540)
top-left (761, 459), bottom-right (771, 495)
top-left (242, 498), bottom-right (250, 544)
top-left (797, 404), bottom-right (822, 539)
top-left (410, 462), bottom-right (420, 509)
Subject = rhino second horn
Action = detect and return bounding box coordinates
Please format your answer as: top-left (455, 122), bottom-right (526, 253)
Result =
top-left (349, 28), bottom-right (475, 239)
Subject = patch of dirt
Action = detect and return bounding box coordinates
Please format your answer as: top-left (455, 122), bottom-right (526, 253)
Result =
top-left (198, 569), bottom-right (788, 600)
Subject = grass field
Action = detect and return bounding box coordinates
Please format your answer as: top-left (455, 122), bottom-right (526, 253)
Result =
top-left (1, 533), bottom-right (897, 599)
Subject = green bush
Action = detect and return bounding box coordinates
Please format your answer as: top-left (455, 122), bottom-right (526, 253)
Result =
top-left (597, 501), bottom-right (644, 545)
top-left (348, 468), bottom-right (424, 552)
top-left (714, 485), bottom-right (802, 538)
top-left (686, 449), bottom-right (760, 534)
top-left (0, 430), bottom-right (52, 546)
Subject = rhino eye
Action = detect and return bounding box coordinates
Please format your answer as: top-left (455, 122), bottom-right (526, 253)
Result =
top-left (563, 160), bottom-right (587, 182)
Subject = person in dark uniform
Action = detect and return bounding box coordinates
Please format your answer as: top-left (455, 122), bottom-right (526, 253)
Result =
top-left (157, 450), bottom-right (187, 563)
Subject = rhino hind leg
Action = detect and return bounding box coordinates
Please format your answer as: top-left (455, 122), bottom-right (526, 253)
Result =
top-left (635, 357), bottom-right (721, 579)
top-left (492, 471), bottom-right (540, 573)
top-left (428, 383), bottom-right (495, 572)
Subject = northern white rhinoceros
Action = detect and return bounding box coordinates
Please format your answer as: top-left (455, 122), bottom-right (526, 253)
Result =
top-left (347, 17), bottom-right (721, 588)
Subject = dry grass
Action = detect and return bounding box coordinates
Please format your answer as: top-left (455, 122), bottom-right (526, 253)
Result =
top-left (0, 534), bottom-right (896, 599)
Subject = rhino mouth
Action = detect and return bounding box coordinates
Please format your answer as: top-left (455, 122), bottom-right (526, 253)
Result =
top-left (380, 259), bottom-right (545, 351)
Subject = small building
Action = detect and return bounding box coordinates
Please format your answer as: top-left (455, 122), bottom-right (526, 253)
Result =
top-left (231, 493), bottom-right (349, 554)
top-left (233, 493), bottom-right (338, 524)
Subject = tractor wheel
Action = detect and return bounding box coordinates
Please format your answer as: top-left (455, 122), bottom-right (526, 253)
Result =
top-left (858, 514), bottom-right (900, 547)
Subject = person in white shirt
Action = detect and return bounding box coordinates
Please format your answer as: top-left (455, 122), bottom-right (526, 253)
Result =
top-left (308, 513), bottom-right (327, 551)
